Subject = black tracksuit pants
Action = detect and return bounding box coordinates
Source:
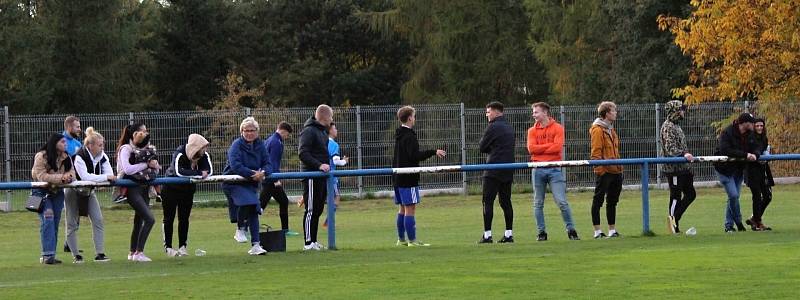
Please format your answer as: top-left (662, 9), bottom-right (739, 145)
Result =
top-left (302, 178), bottom-right (327, 245)
top-left (482, 177), bottom-right (513, 231)
top-left (260, 182), bottom-right (290, 231)
top-left (667, 172), bottom-right (696, 224)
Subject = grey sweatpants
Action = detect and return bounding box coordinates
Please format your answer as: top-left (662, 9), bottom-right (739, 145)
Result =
top-left (64, 189), bottom-right (105, 256)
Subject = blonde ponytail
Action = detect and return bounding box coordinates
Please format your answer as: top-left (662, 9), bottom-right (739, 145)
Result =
top-left (84, 127), bottom-right (104, 145)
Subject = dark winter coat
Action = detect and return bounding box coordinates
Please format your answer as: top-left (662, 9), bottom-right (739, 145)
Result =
top-left (479, 115), bottom-right (515, 182)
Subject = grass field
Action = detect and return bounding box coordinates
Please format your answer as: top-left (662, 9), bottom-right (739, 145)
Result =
top-left (1, 185), bottom-right (799, 299)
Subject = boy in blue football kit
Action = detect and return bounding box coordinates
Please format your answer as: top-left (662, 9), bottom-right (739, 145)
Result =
top-left (324, 123), bottom-right (347, 227)
top-left (392, 106), bottom-right (446, 247)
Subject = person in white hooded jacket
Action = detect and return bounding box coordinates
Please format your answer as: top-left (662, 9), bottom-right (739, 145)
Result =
top-left (161, 134), bottom-right (212, 257)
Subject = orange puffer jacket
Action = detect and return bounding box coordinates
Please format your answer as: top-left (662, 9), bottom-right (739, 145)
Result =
top-left (589, 122), bottom-right (622, 175)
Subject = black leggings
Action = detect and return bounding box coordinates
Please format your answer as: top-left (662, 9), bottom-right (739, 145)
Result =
top-left (749, 180), bottom-right (773, 222)
top-left (162, 186), bottom-right (195, 249)
top-left (591, 173), bottom-right (623, 226)
top-left (128, 185), bottom-right (155, 252)
top-left (667, 172), bottom-right (696, 224)
top-left (260, 182), bottom-right (290, 230)
top-left (482, 177), bottom-right (513, 231)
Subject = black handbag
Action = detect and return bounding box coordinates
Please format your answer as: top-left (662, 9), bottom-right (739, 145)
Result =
top-left (25, 192), bottom-right (46, 213)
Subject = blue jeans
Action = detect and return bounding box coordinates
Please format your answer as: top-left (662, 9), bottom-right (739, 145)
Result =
top-left (717, 171), bottom-right (744, 228)
top-left (532, 168), bottom-right (575, 232)
top-left (36, 189), bottom-right (65, 257)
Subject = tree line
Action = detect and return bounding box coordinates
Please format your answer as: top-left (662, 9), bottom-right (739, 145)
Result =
top-left (2, 0), bottom-right (697, 114)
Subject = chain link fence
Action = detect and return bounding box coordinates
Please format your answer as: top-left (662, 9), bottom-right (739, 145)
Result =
top-left (2, 102), bottom-right (797, 211)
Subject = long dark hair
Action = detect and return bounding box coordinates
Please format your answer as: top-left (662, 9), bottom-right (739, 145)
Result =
top-left (38, 133), bottom-right (72, 172)
top-left (117, 122), bottom-right (145, 155)
top-left (754, 118), bottom-right (768, 145)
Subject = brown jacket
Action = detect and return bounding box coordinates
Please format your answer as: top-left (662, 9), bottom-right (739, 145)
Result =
top-left (31, 151), bottom-right (75, 186)
top-left (589, 120), bottom-right (622, 175)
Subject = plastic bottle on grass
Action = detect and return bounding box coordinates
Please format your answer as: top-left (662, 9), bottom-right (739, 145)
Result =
top-left (685, 227), bottom-right (697, 236)
top-left (195, 249), bottom-right (206, 256)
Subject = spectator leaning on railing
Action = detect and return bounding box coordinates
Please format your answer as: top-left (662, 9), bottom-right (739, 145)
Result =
top-left (31, 133), bottom-right (75, 265)
top-left (162, 133), bottom-right (212, 257)
top-left (66, 127), bottom-right (114, 263)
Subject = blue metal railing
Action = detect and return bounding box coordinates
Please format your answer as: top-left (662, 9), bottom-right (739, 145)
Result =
top-left (4, 154), bottom-right (800, 249)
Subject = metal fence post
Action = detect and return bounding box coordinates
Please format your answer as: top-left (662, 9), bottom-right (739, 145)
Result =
top-left (744, 100), bottom-right (749, 113)
top-left (245, 107), bottom-right (252, 117)
top-left (641, 162), bottom-right (651, 234)
top-left (560, 106), bottom-right (566, 179)
top-left (460, 103), bottom-right (467, 195)
top-left (128, 112), bottom-right (134, 125)
top-left (4, 106), bottom-right (11, 210)
top-left (655, 103), bottom-right (662, 187)
top-left (356, 106), bottom-right (363, 198)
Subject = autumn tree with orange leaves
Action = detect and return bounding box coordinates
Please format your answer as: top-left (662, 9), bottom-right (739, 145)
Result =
top-left (658, 0), bottom-right (800, 174)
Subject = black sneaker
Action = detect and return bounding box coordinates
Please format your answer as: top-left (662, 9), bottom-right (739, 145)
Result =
top-left (736, 222), bottom-right (747, 232)
top-left (41, 256), bottom-right (62, 265)
top-left (155, 194), bottom-right (163, 203)
top-left (73, 255), bottom-right (84, 264)
top-left (63, 244), bottom-right (83, 253)
top-left (477, 236), bottom-right (493, 244)
top-left (94, 253), bottom-right (111, 262)
top-left (536, 231), bottom-right (548, 241)
top-left (745, 218), bottom-right (758, 231)
top-left (607, 232), bottom-right (620, 238)
top-left (724, 226), bottom-right (736, 233)
top-left (113, 194), bottom-right (128, 204)
top-left (593, 232), bottom-right (607, 239)
top-left (498, 236), bottom-right (514, 243)
top-left (567, 229), bottom-right (580, 240)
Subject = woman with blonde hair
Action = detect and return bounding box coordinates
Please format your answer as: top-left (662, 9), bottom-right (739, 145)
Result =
top-left (65, 127), bottom-right (115, 263)
top-left (222, 117), bottom-right (270, 255)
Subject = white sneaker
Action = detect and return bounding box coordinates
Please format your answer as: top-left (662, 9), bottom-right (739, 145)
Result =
top-left (165, 247), bottom-right (179, 257)
top-left (315, 242), bottom-right (327, 250)
top-left (127, 253), bottom-right (133, 261)
top-left (133, 253), bottom-right (152, 262)
top-left (304, 242), bottom-right (325, 251)
top-left (248, 244), bottom-right (267, 255)
top-left (234, 229), bottom-right (248, 243)
top-left (177, 246), bottom-right (189, 257)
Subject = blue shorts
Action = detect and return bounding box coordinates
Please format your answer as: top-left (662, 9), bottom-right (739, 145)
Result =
top-left (394, 187), bottom-right (421, 206)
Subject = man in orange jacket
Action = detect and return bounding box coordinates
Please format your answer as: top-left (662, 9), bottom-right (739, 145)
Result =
top-left (527, 102), bottom-right (579, 241)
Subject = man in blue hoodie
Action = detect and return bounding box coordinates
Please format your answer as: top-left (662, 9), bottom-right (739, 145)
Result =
top-left (260, 121), bottom-right (298, 236)
top-left (62, 116), bottom-right (82, 254)
top-left (63, 116), bottom-right (82, 157)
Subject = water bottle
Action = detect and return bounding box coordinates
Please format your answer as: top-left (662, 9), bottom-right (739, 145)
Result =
top-left (685, 227), bottom-right (697, 236)
top-left (195, 249), bottom-right (207, 256)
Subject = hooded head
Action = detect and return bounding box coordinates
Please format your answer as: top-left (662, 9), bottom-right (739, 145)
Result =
top-left (186, 134), bottom-right (210, 160)
top-left (665, 100), bottom-right (686, 122)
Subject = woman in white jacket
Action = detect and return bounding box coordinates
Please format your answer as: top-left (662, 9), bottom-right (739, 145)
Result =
top-left (65, 127), bottom-right (115, 263)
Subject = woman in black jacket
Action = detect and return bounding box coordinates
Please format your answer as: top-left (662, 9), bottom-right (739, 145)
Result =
top-left (162, 134), bottom-right (212, 257)
top-left (746, 118), bottom-right (774, 231)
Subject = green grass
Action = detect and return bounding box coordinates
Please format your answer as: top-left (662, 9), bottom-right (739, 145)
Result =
top-left (1, 185), bottom-right (799, 299)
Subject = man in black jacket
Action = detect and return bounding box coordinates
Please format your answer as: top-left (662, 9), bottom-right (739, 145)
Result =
top-left (298, 105), bottom-right (333, 251)
top-left (477, 101), bottom-right (515, 244)
top-left (392, 106), bottom-right (446, 247)
top-left (714, 112), bottom-right (759, 233)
